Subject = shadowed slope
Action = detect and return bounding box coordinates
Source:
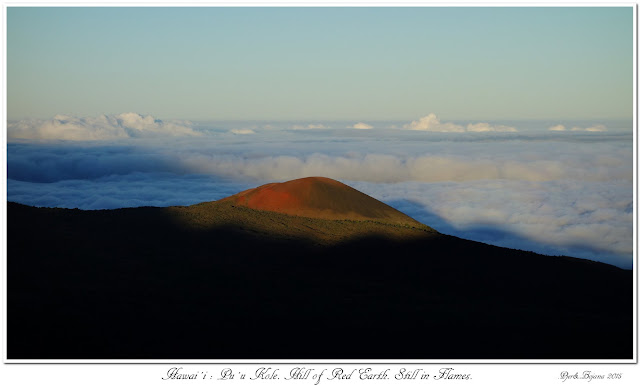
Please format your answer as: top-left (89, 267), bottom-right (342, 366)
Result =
top-left (222, 176), bottom-right (421, 226)
top-left (167, 200), bottom-right (435, 245)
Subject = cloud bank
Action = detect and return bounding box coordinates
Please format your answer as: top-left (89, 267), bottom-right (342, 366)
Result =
top-left (548, 124), bottom-right (566, 131)
top-left (230, 129), bottom-right (256, 135)
top-left (291, 123), bottom-right (327, 130)
top-left (173, 152), bottom-right (629, 184)
top-left (6, 123), bottom-right (632, 268)
top-left (7, 113), bottom-right (202, 141)
top-left (8, 173), bottom-right (253, 210)
top-left (349, 179), bottom-right (632, 268)
top-left (548, 124), bottom-right (607, 132)
top-left (404, 113), bottom-right (517, 132)
top-left (349, 122), bottom-right (373, 129)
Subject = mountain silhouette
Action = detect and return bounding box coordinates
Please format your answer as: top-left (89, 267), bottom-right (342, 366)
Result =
top-left (7, 177), bottom-right (632, 360)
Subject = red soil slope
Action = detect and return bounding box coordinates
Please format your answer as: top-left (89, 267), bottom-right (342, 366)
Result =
top-left (222, 176), bottom-right (421, 226)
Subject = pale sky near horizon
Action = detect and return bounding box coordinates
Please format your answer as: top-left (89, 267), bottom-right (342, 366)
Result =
top-left (7, 6), bottom-right (633, 121)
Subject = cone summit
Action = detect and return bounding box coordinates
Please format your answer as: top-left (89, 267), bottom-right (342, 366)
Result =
top-left (223, 176), bottom-right (420, 226)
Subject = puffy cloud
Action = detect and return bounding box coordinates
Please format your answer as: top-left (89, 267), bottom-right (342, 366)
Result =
top-left (548, 123), bottom-right (607, 132)
top-left (404, 113), bottom-right (465, 132)
top-left (291, 123), bottom-right (327, 130)
top-left (7, 113), bottom-right (202, 141)
top-left (349, 122), bottom-right (373, 130)
top-left (571, 124), bottom-right (607, 132)
top-left (404, 113), bottom-right (517, 132)
top-left (230, 129), bottom-right (256, 135)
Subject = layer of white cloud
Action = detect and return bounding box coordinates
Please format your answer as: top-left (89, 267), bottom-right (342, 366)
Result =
top-left (349, 122), bottom-right (373, 130)
top-left (348, 179), bottom-right (632, 268)
top-left (291, 123), bottom-right (327, 130)
top-left (572, 124), bottom-right (607, 132)
top-left (466, 122), bottom-right (517, 132)
top-left (548, 124), bottom-right (566, 131)
top-left (230, 129), bottom-right (256, 135)
top-left (549, 123), bottom-right (607, 132)
top-left (6, 128), bottom-right (632, 268)
top-left (404, 113), bottom-right (517, 132)
top-left (7, 113), bottom-right (202, 141)
top-left (8, 173), bottom-right (254, 210)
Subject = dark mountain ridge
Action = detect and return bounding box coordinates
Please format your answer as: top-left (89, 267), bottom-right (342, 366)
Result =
top-left (7, 177), bottom-right (633, 359)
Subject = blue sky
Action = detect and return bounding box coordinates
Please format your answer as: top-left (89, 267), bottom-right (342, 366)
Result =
top-left (7, 6), bottom-right (633, 121)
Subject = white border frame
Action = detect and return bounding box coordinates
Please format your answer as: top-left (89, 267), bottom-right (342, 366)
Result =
top-left (1, 1), bottom-right (637, 370)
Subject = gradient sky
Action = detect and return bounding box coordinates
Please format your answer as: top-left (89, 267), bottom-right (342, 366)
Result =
top-left (7, 6), bottom-right (633, 121)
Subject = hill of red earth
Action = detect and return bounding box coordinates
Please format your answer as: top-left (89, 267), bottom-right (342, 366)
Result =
top-left (221, 176), bottom-right (421, 226)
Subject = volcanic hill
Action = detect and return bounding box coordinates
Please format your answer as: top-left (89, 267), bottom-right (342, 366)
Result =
top-left (222, 176), bottom-right (422, 225)
top-left (165, 177), bottom-right (433, 245)
top-left (7, 177), bottom-right (633, 360)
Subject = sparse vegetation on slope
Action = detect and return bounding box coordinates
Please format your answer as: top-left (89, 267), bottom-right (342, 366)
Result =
top-left (165, 200), bottom-right (436, 245)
